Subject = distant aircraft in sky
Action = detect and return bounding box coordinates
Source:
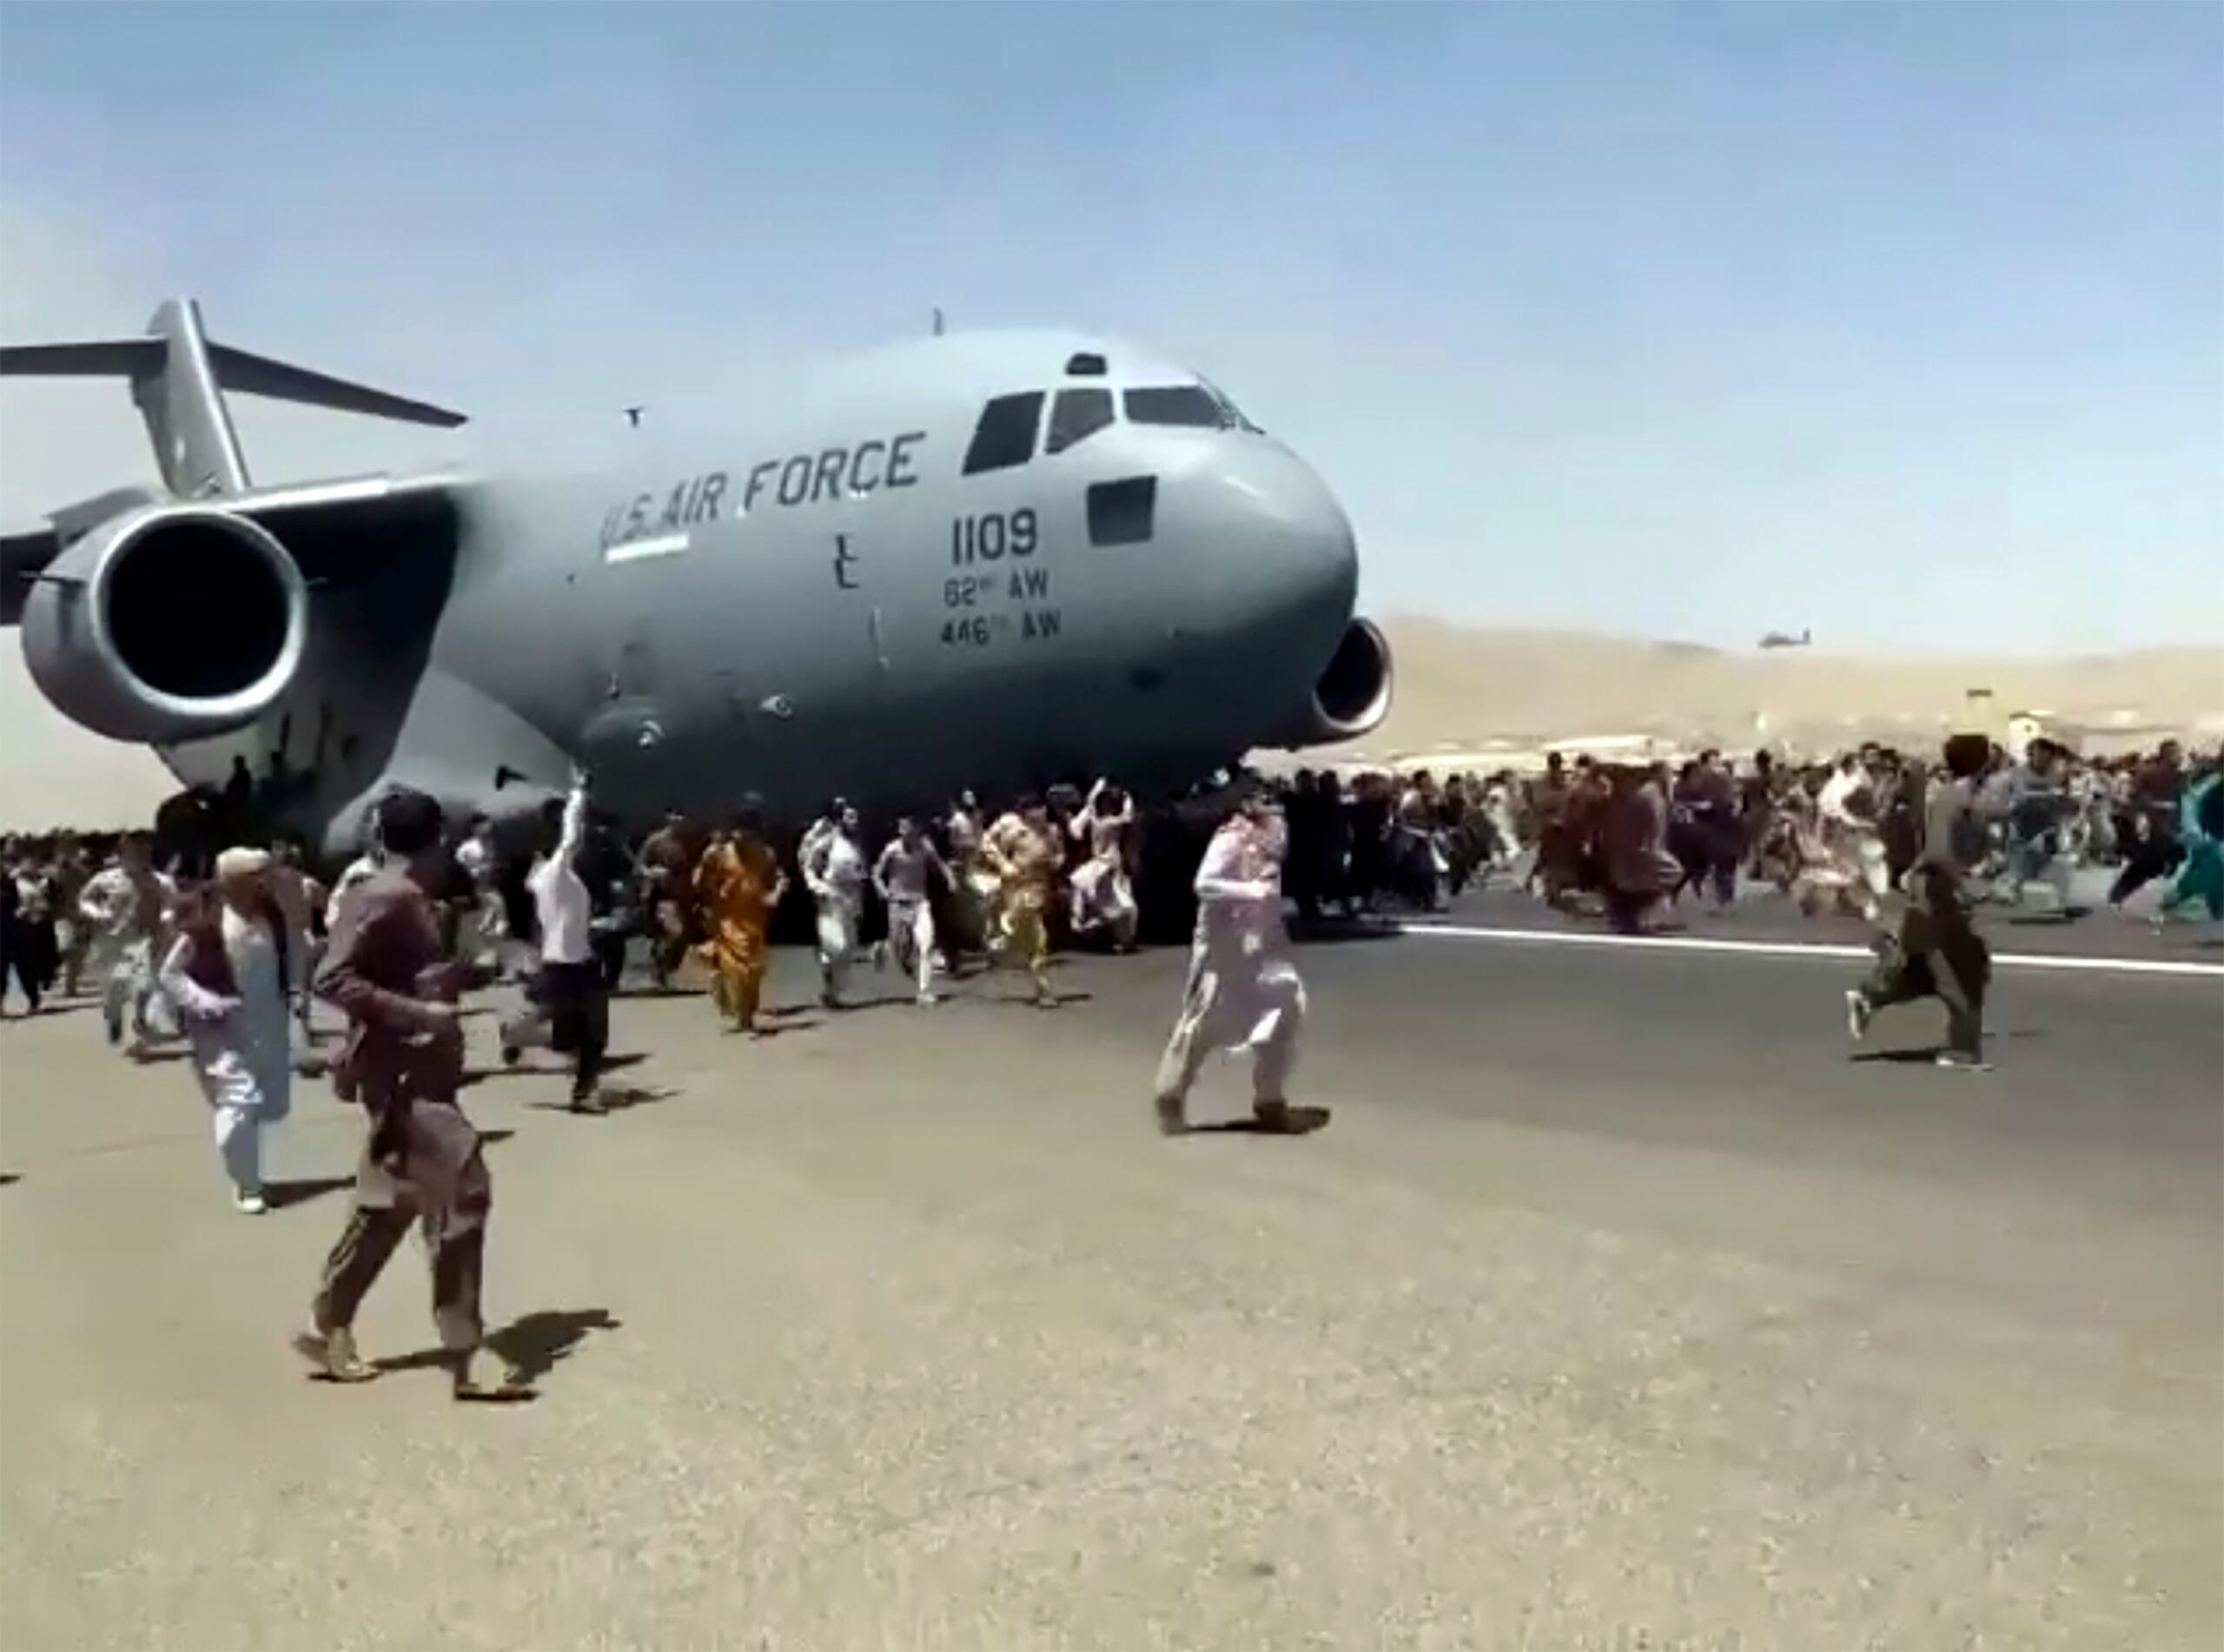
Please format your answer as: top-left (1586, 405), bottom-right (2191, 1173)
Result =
top-left (1757, 628), bottom-right (1812, 651)
top-left (0, 300), bottom-right (1389, 856)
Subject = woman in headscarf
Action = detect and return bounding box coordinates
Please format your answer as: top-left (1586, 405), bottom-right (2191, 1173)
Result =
top-left (157, 847), bottom-right (294, 1213)
top-left (692, 803), bottom-right (785, 1034)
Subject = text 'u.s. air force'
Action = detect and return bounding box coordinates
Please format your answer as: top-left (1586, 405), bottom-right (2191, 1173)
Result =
top-left (600, 431), bottom-right (926, 551)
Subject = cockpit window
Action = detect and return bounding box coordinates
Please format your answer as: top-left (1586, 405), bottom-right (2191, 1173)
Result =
top-left (963, 392), bottom-right (1045, 475)
top-left (1196, 375), bottom-right (1261, 433)
top-left (1089, 476), bottom-right (1157, 546)
top-left (1045, 387), bottom-right (1115, 455)
top-left (1122, 385), bottom-right (1237, 430)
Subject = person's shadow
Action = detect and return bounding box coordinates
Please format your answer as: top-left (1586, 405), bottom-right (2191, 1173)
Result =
top-left (487, 1308), bottom-right (623, 1383)
top-left (374, 1307), bottom-right (621, 1385)
top-left (1186, 1106), bottom-right (1333, 1137)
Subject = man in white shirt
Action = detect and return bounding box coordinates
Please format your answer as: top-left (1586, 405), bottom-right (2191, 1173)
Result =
top-left (873, 816), bottom-right (950, 1006)
top-left (526, 772), bottom-right (607, 1112)
top-left (76, 831), bottom-right (175, 1056)
top-left (1817, 754), bottom-right (1887, 922)
top-left (802, 803), bottom-right (869, 1008)
top-left (1152, 791), bottom-right (1309, 1134)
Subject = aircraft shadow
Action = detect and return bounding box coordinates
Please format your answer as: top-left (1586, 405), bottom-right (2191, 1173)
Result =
top-left (0, 1173), bottom-right (18, 1188)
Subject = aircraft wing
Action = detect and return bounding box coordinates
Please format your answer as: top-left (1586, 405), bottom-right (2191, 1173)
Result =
top-left (1, 472), bottom-right (468, 624)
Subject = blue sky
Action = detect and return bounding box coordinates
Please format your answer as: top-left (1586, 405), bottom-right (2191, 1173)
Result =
top-left (0, 0), bottom-right (2217, 653)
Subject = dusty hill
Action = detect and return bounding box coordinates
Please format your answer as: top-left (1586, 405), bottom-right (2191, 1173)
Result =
top-left (1353, 620), bottom-right (2224, 762)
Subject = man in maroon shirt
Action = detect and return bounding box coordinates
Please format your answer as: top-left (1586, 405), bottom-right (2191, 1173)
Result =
top-left (2109, 741), bottom-right (2187, 909)
top-left (293, 789), bottom-right (532, 1403)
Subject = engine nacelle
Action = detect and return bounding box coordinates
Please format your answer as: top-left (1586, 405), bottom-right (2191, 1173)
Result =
top-left (1281, 615), bottom-right (1393, 747)
top-left (19, 504), bottom-right (309, 745)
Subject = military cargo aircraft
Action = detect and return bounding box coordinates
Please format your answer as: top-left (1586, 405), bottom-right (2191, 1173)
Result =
top-left (2, 300), bottom-right (1392, 856)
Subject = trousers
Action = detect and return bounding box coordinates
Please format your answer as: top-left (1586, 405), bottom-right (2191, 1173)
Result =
top-left (1155, 946), bottom-right (1307, 1105)
top-left (312, 1103), bottom-right (490, 1353)
top-left (1857, 874), bottom-right (1989, 1060)
top-left (887, 897), bottom-right (937, 997)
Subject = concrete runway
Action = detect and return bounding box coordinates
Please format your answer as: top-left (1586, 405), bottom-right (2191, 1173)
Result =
top-left (1426, 871), bottom-right (2224, 963)
top-left (2, 915), bottom-right (2218, 1650)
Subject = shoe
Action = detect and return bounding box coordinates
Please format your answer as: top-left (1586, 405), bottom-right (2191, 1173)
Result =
top-left (1934, 1051), bottom-right (1993, 1073)
top-left (1154, 1094), bottom-right (1186, 1136)
top-left (570, 1091), bottom-right (607, 1115)
top-left (292, 1325), bottom-right (377, 1383)
top-left (915, 990), bottom-right (938, 1008)
top-left (1844, 989), bottom-right (1872, 1041)
top-left (235, 1190), bottom-right (268, 1215)
top-left (450, 1347), bottom-right (536, 1404)
top-left (1252, 1099), bottom-right (1294, 1133)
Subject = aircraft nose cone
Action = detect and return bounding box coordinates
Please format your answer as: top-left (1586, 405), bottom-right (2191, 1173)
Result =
top-left (1206, 443), bottom-right (1357, 613)
top-left (1162, 440), bottom-right (1360, 730)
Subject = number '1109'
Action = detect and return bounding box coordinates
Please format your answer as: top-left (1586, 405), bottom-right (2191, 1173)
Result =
top-left (950, 508), bottom-right (1038, 565)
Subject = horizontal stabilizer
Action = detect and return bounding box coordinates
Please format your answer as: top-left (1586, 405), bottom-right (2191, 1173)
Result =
top-left (209, 342), bottom-right (467, 428)
top-left (2, 297), bottom-right (467, 497)
top-left (0, 337), bottom-right (467, 428)
top-left (0, 340), bottom-right (156, 378)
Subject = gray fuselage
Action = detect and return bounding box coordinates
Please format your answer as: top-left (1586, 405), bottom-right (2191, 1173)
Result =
top-left (156, 330), bottom-right (1364, 852)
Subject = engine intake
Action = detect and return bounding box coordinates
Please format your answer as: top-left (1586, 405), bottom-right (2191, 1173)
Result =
top-left (1295, 615), bottom-right (1393, 744)
top-left (19, 504), bottom-right (308, 745)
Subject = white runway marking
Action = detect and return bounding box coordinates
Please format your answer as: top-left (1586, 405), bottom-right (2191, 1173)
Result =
top-left (1399, 922), bottom-right (2224, 980)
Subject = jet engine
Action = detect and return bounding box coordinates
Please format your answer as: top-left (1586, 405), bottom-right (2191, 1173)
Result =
top-left (1292, 615), bottom-right (1394, 745)
top-left (19, 504), bottom-right (309, 745)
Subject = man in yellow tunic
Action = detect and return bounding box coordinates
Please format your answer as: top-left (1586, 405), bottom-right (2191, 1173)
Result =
top-left (983, 797), bottom-right (1059, 1006)
top-left (692, 803), bottom-right (785, 1034)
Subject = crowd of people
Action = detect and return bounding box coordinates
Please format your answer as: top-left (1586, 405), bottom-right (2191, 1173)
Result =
top-left (1, 730), bottom-right (2216, 1397)
top-left (1275, 736), bottom-right (2224, 934)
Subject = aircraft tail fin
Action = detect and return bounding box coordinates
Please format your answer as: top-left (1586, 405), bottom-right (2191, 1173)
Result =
top-left (0, 297), bottom-right (467, 499)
